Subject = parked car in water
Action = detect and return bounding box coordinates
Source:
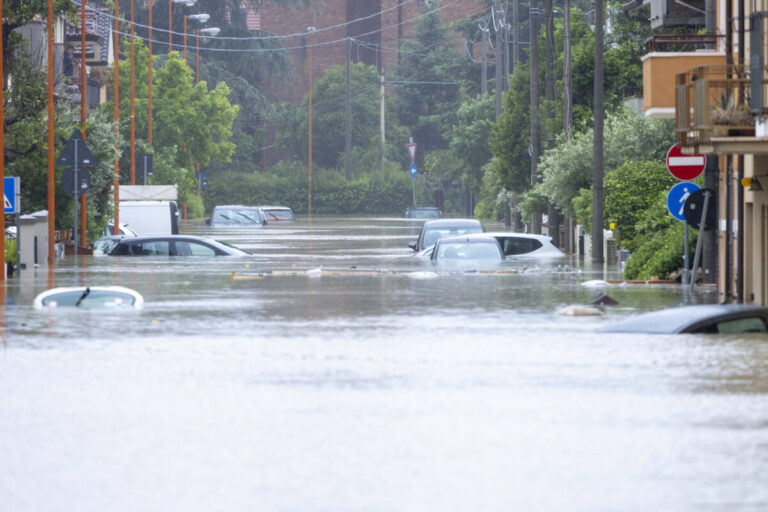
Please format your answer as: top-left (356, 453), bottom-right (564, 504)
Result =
top-left (34, 286), bottom-right (144, 309)
top-left (404, 207), bottom-right (443, 219)
top-left (258, 206), bottom-right (296, 222)
top-left (208, 205), bottom-right (266, 227)
top-left (103, 235), bottom-right (248, 256)
top-left (103, 222), bottom-right (139, 238)
top-left (408, 218), bottom-right (484, 252)
top-left (598, 305), bottom-right (768, 334)
top-left (430, 235), bottom-right (504, 263)
top-left (484, 232), bottom-right (564, 258)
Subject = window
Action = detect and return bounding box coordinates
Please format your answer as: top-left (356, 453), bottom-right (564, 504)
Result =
top-left (716, 317), bottom-right (767, 334)
top-left (501, 238), bottom-right (543, 256)
top-left (175, 240), bottom-right (216, 256)
top-left (132, 241), bottom-right (171, 256)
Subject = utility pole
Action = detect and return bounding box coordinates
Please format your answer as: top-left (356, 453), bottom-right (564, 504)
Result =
top-left (592, 0), bottom-right (605, 264)
top-left (481, 17), bottom-right (488, 94)
top-left (494, 4), bottom-right (503, 117)
top-left (512, 0), bottom-right (519, 69)
top-left (544, 0), bottom-right (559, 247)
top-left (345, 38), bottom-right (352, 180)
top-left (380, 74), bottom-right (386, 167)
top-left (563, 0), bottom-right (573, 253)
top-left (530, 3), bottom-right (541, 234)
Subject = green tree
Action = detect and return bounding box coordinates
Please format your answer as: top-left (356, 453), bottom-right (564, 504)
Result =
top-left (394, 1), bottom-right (464, 156)
top-left (277, 62), bottom-right (407, 171)
top-left (448, 93), bottom-right (494, 194)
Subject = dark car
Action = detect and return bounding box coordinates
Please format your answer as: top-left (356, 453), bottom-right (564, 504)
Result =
top-left (598, 305), bottom-right (768, 334)
top-left (404, 207), bottom-right (443, 219)
top-left (430, 235), bottom-right (504, 263)
top-left (208, 205), bottom-right (266, 227)
top-left (408, 218), bottom-right (484, 252)
top-left (104, 235), bottom-right (248, 256)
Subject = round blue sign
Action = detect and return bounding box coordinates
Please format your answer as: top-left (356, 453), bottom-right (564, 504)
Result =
top-left (410, 162), bottom-right (417, 178)
top-left (666, 182), bottom-right (701, 221)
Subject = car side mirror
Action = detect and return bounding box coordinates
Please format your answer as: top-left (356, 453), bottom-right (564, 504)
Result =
top-left (408, 241), bottom-right (417, 251)
top-left (205, 218), bottom-right (211, 225)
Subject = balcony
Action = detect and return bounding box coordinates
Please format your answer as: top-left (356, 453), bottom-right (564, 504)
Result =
top-left (642, 34), bottom-right (725, 118)
top-left (675, 65), bottom-right (768, 154)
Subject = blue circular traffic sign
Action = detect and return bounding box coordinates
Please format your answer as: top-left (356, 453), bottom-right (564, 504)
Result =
top-left (666, 182), bottom-right (700, 221)
top-left (410, 162), bottom-right (417, 178)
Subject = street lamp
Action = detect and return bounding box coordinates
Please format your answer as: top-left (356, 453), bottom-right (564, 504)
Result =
top-left (197, 27), bottom-right (219, 82)
top-left (170, 0), bottom-right (197, 51)
top-left (184, 13), bottom-right (209, 62)
top-left (307, 26), bottom-right (315, 220)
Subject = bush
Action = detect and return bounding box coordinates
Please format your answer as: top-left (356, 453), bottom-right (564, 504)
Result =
top-left (623, 221), bottom-right (695, 280)
top-left (203, 166), bottom-right (416, 215)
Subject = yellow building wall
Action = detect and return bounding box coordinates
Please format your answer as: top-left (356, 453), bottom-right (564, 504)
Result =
top-left (642, 53), bottom-right (726, 116)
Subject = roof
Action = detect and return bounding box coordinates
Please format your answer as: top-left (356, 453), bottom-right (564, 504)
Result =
top-left (599, 305), bottom-right (768, 333)
top-left (423, 219), bottom-right (483, 227)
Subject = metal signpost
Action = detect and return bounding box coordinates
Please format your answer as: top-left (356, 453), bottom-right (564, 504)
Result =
top-left (4, 177), bottom-right (20, 272)
top-left (665, 144), bottom-right (706, 287)
top-left (57, 130), bottom-right (95, 258)
top-left (407, 141), bottom-right (417, 208)
top-left (683, 189), bottom-right (716, 293)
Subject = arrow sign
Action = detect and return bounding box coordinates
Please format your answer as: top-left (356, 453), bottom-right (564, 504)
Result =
top-left (407, 143), bottom-right (417, 162)
top-left (56, 129), bottom-right (95, 167)
top-left (4, 177), bottom-right (19, 214)
top-left (666, 144), bottom-right (705, 181)
top-left (410, 162), bottom-right (417, 178)
top-left (667, 182), bottom-right (700, 221)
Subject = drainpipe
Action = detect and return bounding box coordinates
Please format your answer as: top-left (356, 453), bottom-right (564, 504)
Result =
top-left (736, 0), bottom-right (745, 302)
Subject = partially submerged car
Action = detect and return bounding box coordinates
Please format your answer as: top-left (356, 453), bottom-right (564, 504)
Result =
top-left (430, 235), bottom-right (504, 263)
top-left (103, 235), bottom-right (248, 256)
top-left (408, 218), bottom-right (484, 252)
top-left (208, 205), bottom-right (266, 227)
top-left (404, 207), bottom-right (443, 220)
top-left (34, 286), bottom-right (144, 309)
top-left (103, 222), bottom-right (139, 238)
top-left (258, 206), bottom-right (296, 222)
top-left (484, 232), bottom-right (564, 258)
top-left (598, 305), bottom-right (768, 334)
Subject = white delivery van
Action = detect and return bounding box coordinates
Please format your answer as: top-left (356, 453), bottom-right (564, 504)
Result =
top-left (119, 200), bottom-right (180, 236)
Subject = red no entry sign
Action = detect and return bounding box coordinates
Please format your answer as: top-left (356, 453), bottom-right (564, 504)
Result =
top-left (666, 144), bottom-right (705, 181)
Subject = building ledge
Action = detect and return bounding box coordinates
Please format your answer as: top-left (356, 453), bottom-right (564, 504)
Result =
top-left (644, 107), bottom-right (675, 119)
top-left (681, 137), bottom-right (768, 155)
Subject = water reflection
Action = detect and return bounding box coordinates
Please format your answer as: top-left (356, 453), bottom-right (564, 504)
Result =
top-left (1, 216), bottom-right (766, 511)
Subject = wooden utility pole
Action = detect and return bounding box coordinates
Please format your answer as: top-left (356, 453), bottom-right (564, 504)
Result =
top-left (529, 3), bottom-right (541, 233)
top-left (113, 0), bottom-right (120, 234)
top-left (47, 0), bottom-right (55, 266)
top-left (481, 17), bottom-right (488, 94)
top-left (544, 0), bottom-right (559, 247)
top-left (592, 0), bottom-right (605, 264)
top-left (512, 0), bottom-right (519, 69)
top-left (494, 4), bottom-right (503, 118)
top-left (345, 38), bottom-right (352, 180)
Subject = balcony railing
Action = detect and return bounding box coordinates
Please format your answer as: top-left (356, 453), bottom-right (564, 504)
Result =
top-left (675, 65), bottom-right (767, 147)
top-left (644, 34), bottom-right (724, 54)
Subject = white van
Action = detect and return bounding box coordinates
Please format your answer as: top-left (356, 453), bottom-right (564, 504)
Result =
top-left (118, 200), bottom-right (180, 236)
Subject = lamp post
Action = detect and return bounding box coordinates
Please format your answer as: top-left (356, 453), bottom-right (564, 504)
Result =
top-left (130, 0), bottom-right (136, 184)
top-left (194, 27), bottom-right (219, 194)
top-left (148, 0), bottom-right (152, 147)
top-left (169, 0), bottom-right (197, 52)
top-left (184, 13), bottom-right (209, 64)
top-left (307, 26), bottom-right (315, 220)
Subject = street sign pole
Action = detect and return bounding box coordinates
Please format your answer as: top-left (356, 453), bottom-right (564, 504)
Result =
top-left (689, 190), bottom-right (711, 293)
top-left (683, 223), bottom-right (689, 286)
top-left (73, 140), bottom-right (79, 259)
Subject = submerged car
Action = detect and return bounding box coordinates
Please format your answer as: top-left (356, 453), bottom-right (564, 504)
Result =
top-left (430, 235), bottom-right (504, 263)
top-left (258, 206), bottom-right (295, 222)
top-left (208, 205), bottom-right (266, 227)
top-left (104, 235), bottom-right (248, 256)
top-left (404, 207), bottom-right (443, 220)
top-left (103, 223), bottom-right (139, 238)
top-left (483, 232), bottom-right (564, 258)
top-left (408, 218), bottom-right (484, 252)
top-left (34, 286), bottom-right (144, 309)
top-left (598, 305), bottom-right (768, 334)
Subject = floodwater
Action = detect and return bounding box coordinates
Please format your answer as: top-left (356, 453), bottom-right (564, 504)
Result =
top-left (1, 217), bottom-right (767, 512)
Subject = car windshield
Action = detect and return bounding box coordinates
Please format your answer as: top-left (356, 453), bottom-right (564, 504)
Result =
top-left (423, 226), bottom-right (483, 248)
top-left (436, 242), bottom-right (502, 260)
top-left (212, 208), bottom-right (263, 225)
top-left (262, 209), bottom-right (295, 221)
top-left (40, 289), bottom-right (138, 308)
top-left (93, 238), bottom-right (121, 255)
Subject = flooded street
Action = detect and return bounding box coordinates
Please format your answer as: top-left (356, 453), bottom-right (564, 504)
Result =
top-left (1, 217), bottom-right (767, 511)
